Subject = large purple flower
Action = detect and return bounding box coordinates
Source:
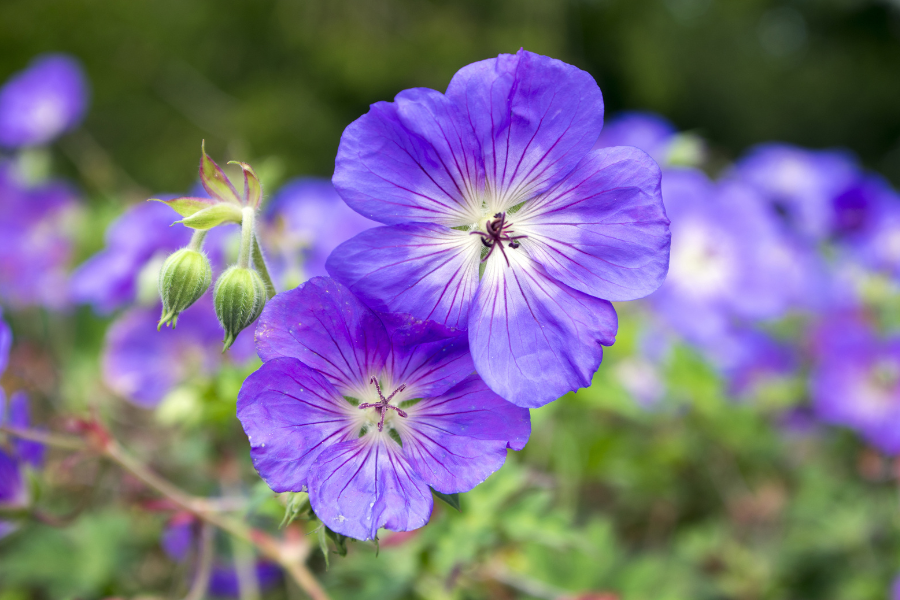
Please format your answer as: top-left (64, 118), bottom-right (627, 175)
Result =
top-left (260, 178), bottom-right (376, 288)
top-left (0, 160), bottom-right (80, 309)
top-left (238, 277), bottom-right (530, 540)
top-left (810, 315), bottom-right (900, 454)
top-left (0, 54), bottom-right (89, 148)
top-left (327, 49), bottom-right (670, 407)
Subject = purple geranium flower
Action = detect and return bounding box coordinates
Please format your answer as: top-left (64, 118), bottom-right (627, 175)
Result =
top-left (327, 49), bottom-right (670, 407)
top-left (238, 277), bottom-right (530, 540)
top-left (0, 54), bottom-right (89, 148)
top-left (0, 160), bottom-right (80, 309)
top-left (261, 178), bottom-right (376, 288)
top-left (810, 314), bottom-right (900, 454)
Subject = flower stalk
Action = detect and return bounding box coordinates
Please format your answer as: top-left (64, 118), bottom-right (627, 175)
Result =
top-left (0, 424), bottom-right (330, 600)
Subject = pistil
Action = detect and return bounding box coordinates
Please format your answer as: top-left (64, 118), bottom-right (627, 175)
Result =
top-left (358, 377), bottom-right (408, 432)
top-left (469, 212), bottom-right (527, 267)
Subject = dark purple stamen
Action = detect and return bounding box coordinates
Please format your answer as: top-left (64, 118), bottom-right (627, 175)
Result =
top-left (358, 377), bottom-right (408, 432)
top-left (469, 212), bottom-right (527, 267)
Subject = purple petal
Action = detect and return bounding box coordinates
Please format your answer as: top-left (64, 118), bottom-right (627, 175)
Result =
top-left (309, 439), bottom-right (432, 540)
top-left (446, 49), bottom-right (604, 208)
top-left (255, 277), bottom-right (391, 394)
top-left (0, 54), bottom-right (89, 148)
top-left (237, 357), bottom-right (355, 493)
top-left (469, 254), bottom-right (618, 408)
top-left (326, 223), bottom-right (480, 330)
top-left (8, 393), bottom-right (44, 468)
top-left (383, 323), bottom-right (474, 400)
top-left (334, 87), bottom-right (484, 226)
top-left (161, 517), bottom-right (195, 562)
top-left (400, 373), bottom-right (530, 493)
top-left (515, 146), bottom-right (670, 301)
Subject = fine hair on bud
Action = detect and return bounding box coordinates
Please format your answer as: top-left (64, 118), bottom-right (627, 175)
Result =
top-left (214, 266), bottom-right (267, 351)
top-left (158, 248), bottom-right (212, 329)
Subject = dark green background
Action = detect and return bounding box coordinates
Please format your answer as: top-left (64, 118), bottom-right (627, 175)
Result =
top-left (2, 0), bottom-right (898, 196)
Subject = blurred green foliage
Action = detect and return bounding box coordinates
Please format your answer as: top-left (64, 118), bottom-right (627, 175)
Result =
top-left (2, 0), bottom-right (900, 598)
top-left (1, 0), bottom-right (898, 197)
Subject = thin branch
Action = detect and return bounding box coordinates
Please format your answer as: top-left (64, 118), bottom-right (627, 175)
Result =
top-left (1, 425), bottom-right (330, 600)
top-left (184, 522), bottom-right (215, 600)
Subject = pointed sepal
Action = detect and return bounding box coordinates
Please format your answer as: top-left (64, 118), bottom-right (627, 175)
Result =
top-left (228, 161), bottom-right (262, 208)
top-left (150, 197), bottom-right (216, 218)
top-left (175, 203), bottom-right (243, 230)
top-left (199, 140), bottom-right (241, 205)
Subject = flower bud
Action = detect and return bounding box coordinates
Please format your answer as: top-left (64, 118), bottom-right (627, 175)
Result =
top-left (158, 248), bottom-right (212, 329)
top-left (214, 266), bottom-right (267, 351)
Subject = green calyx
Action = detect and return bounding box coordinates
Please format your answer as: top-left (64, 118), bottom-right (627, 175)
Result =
top-left (157, 248), bottom-right (212, 329)
top-left (214, 266), bottom-right (267, 351)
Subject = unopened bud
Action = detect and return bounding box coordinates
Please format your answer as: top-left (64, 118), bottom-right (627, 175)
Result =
top-left (158, 249), bottom-right (212, 329)
top-left (214, 266), bottom-right (267, 351)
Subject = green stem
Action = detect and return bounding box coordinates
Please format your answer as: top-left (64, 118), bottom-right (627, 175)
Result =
top-left (252, 234), bottom-right (277, 299)
top-left (238, 207), bottom-right (256, 269)
top-left (188, 229), bottom-right (208, 252)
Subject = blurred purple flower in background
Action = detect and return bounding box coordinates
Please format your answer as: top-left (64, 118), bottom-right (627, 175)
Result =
top-left (810, 315), bottom-right (900, 454)
top-left (648, 168), bottom-right (820, 353)
top-left (593, 111), bottom-right (677, 166)
top-left (261, 178), bottom-right (376, 289)
top-left (0, 160), bottom-right (81, 309)
top-left (0, 54), bottom-right (89, 149)
top-left (328, 49), bottom-right (670, 407)
top-left (239, 277), bottom-right (530, 540)
top-left (70, 201), bottom-right (193, 314)
top-left (730, 143), bottom-right (861, 241)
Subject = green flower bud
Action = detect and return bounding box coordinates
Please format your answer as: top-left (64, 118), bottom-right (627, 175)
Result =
top-left (158, 248), bottom-right (212, 329)
top-left (214, 266), bottom-right (267, 351)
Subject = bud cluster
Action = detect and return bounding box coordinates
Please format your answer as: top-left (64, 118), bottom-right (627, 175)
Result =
top-left (154, 142), bottom-right (275, 350)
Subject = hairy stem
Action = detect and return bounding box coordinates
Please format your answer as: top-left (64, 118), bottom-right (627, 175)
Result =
top-left (238, 207), bottom-right (256, 269)
top-left (187, 229), bottom-right (208, 252)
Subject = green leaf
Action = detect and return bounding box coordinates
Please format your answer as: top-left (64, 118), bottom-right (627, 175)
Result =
top-left (175, 202), bottom-right (243, 230)
top-left (431, 488), bottom-right (461, 512)
top-left (325, 526), bottom-right (350, 557)
top-left (150, 196), bottom-right (216, 218)
top-left (316, 526), bottom-right (330, 570)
